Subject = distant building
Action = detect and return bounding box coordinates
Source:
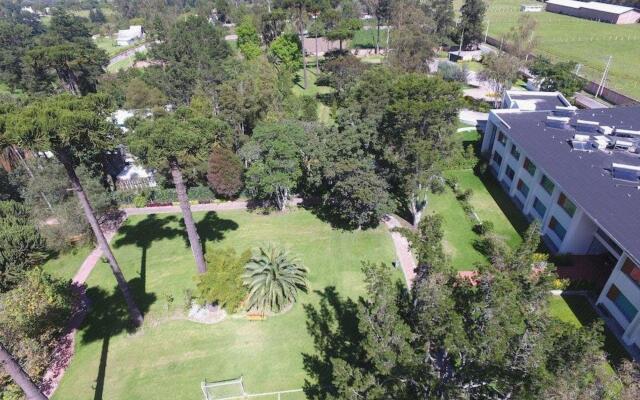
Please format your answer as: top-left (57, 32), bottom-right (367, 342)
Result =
top-left (502, 90), bottom-right (572, 111)
top-left (521, 4), bottom-right (545, 12)
top-left (116, 25), bottom-right (144, 46)
top-left (546, 0), bottom-right (640, 24)
top-left (481, 100), bottom-right (640, 355)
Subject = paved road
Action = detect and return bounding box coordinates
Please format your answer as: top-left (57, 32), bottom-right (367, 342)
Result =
top-left (383, 215), bottom-right (417, 287)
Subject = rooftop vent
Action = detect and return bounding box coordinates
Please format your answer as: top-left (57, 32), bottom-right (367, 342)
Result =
top-left (575, 119), bottom-right (600, 133)
top-left (546, 116), bottom-right (570, 129)
top-left (613, 138), bottom-right (634, 150)
top-left (553, 106), bottom-right (577, 117)
top-left (598, 125), bottom-right (614, 136)
top-left (614, 128), bottom-right (640, 138)
top-left (571, 133), bottom-right (593, 151)
top-left (592, 135), bottom-right (610, 150)
top-left (612, 163), bottom-right (640, 182)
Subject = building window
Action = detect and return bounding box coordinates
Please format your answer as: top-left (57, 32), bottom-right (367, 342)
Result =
top-left (492, 151), bottom-right (503, 166)
top-left (540, 175), bottom-right (555, 195)
top-left (557, 193), bottom-right (576, 217)
top-left (533, 197), bottom-right (547, 218)
top-left (497, 131), bottom-right (507, 146)
top-left (595, 228), bottom-right (622, 256)
top-left (505, 165), bottom-right (515, 181)
top-left (548, 216), bottom-right (566, 241)
top-left (517, 179), bottom-right (529, 198)
top-left (622, 258), bottom-right (640, 288)
top-left (523, 158), bottom-right (536, 176)
top-left (510, 144), bottom-right (520, 160)
top-left (606, 285), bottom-right (638, 322)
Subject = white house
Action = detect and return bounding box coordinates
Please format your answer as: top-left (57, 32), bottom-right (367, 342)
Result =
top-left (480, 97), bottom-right (640, 356)
top-left (116, 25), bottom-right (144, 46)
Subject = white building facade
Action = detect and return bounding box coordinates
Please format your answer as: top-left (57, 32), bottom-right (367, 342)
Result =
top-left (481, 104), bottom-right (640, 352)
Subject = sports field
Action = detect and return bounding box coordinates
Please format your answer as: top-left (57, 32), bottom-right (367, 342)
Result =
top-left (459, 0), bottom-right (640, 100)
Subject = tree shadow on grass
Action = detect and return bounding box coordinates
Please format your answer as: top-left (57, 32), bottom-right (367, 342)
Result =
top-left (79, 279), bottom-right (157, 400)
top-left (302, 286), bottom-right (368, 399)
top-left (179, 211), bottom-right (239, 254)
top-left (475, 169), bottom-right (530, 236)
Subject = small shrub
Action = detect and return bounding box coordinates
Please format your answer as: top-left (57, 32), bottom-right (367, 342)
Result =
top-left (473, 220), bottom-right (495, 235)
top-left (195, 247), bottom-right (250, 312)
top-left (552, 278), bottom-right (569, 290)
top-left (438, 61), bottom-right (469, 83)
top-left (182, 288), bottom-right (193, 311)
top-left (133, 193), bottom-right (148, 208)
top-left (463, 96), bottom-right (491, 112)
top-left (474, 233), bottom-right (510, 259)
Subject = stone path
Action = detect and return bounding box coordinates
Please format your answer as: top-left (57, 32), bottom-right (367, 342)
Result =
top-left (383, 215), bottom-right (417, 287)
top-left (41, 199), bottom-right (417, 395)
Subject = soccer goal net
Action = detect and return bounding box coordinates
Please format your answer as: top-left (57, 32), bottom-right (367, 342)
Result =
top-left (201, 376), bottom-right (247, 400)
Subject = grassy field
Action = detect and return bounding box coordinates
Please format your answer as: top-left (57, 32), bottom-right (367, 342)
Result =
top-left (49, 209), bottom-right (399, 399)
top-left (471, 0), bottom-right (640, 100)
top-left (42, 245), bottom-right (93, 281)
top-left (94, 36), bottom-right (132, 57)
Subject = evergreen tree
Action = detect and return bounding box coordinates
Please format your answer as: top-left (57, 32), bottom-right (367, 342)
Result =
top-left (458, 0), bottom-right (486, 50)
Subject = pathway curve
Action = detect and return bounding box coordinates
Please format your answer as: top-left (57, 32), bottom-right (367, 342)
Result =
top-left (383, 215), bottom-right (417, 287)
top-left (42, 199), bottom-right (415, 396)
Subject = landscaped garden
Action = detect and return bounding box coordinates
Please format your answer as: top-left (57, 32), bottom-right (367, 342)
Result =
top-left (47, 209), bottom-right (400, 399)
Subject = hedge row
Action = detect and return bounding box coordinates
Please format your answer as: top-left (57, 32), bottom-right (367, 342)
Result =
top-left (113, 185), bottom-right (218, 207)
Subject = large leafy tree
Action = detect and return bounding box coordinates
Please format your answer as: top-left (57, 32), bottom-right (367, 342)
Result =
top-left (0, 201), bottom-right (46, 292)
top-left (379, 73), bottom-right (462, 226)
top-left (304, 222), bottom-right (617, 398)
top-left (2, 94), bottom-right (143, 326)
top-left (24, 10), bottom-right (108, 95)
top-left (531, 57), bottom-right (586, 98)
top-left (243, 244), bottom-right (308, 313)
top-left (151, 15), bottom-right (231, 104)
top-left (389, 0), bottom-right (436, 73)
top-left (244, 121), bottom-right (307, 210)
top-left (458, 0), bottom-right (486, 50)
top-left (128, 110), bottom-right (231, 274)
top-left (0, 21), bottom-right (36, 90)
top-left (207, 147), bottom-right (244, 199)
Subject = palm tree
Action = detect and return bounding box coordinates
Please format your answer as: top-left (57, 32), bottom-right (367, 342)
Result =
top-left (0, 341), bottom-right (47, 400)
top-left (243, 244), bottom-right (308, 313)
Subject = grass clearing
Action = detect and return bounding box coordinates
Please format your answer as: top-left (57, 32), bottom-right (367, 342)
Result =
top-left (461, 0), bottom-right (640, 100)
top-left (51, 209), bottom-right (399, 400)
top-left (292, 69), bottom-right (334, 125)
top-left (42, 245), bottom-right (93, 281)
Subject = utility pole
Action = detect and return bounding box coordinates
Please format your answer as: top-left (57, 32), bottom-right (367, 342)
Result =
top-left (596, 56), bottom-right (612, 98)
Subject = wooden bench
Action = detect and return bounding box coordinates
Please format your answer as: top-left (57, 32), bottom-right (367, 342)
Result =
top-left (247, 313), bottom-right (266, 321)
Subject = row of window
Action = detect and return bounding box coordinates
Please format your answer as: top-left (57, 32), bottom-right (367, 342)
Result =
top-left (606, 284), bottom-right (639, 323)
top-left (622, 258), bottom-right (640, 288)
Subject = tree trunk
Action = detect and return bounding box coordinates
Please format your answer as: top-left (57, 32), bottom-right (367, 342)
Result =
top-left (0, 342), bottom-right (48, 400)
top-left (385, 25), bottom-right (390, 55)
top-left (376, 17), bottom-right (381, 54)
top-left (11, 146), bottom-right (53, 212)
top-left (315, 35), bottom-right (319, 73)
top-left (300, 30), bottom-right (308, 90)
top-left (169, 160), bottom-right (207, 274)
top-left (57, 150), bottom-right (143, 327)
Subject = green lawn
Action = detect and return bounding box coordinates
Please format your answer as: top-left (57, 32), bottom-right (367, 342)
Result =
top-left (94, 36), bottom-right (131, 57)
top-left (42, 245), bottom-right (93, 281)
top-left (464, 0), bottom-right (640, 100)
top-left (107, 50), bottom-right (147, 73)
top-left (51, 209), bottom-right (399, 399)
top-left (351, 28), bottom-right (388, 49)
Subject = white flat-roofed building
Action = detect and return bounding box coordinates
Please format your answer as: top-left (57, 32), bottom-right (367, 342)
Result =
top-left (480, 103), bottom-right (640, 357)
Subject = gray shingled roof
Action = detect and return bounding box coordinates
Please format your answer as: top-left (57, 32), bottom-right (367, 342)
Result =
top-left (496, 106), bottom-right (640, 262)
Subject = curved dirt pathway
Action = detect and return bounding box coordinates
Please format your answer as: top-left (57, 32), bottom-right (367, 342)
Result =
top-left (42, 200), bottom-right (416, 396)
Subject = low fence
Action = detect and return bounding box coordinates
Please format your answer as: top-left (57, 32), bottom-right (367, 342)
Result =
top-left (485, 36), bottom-right (639, 106)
